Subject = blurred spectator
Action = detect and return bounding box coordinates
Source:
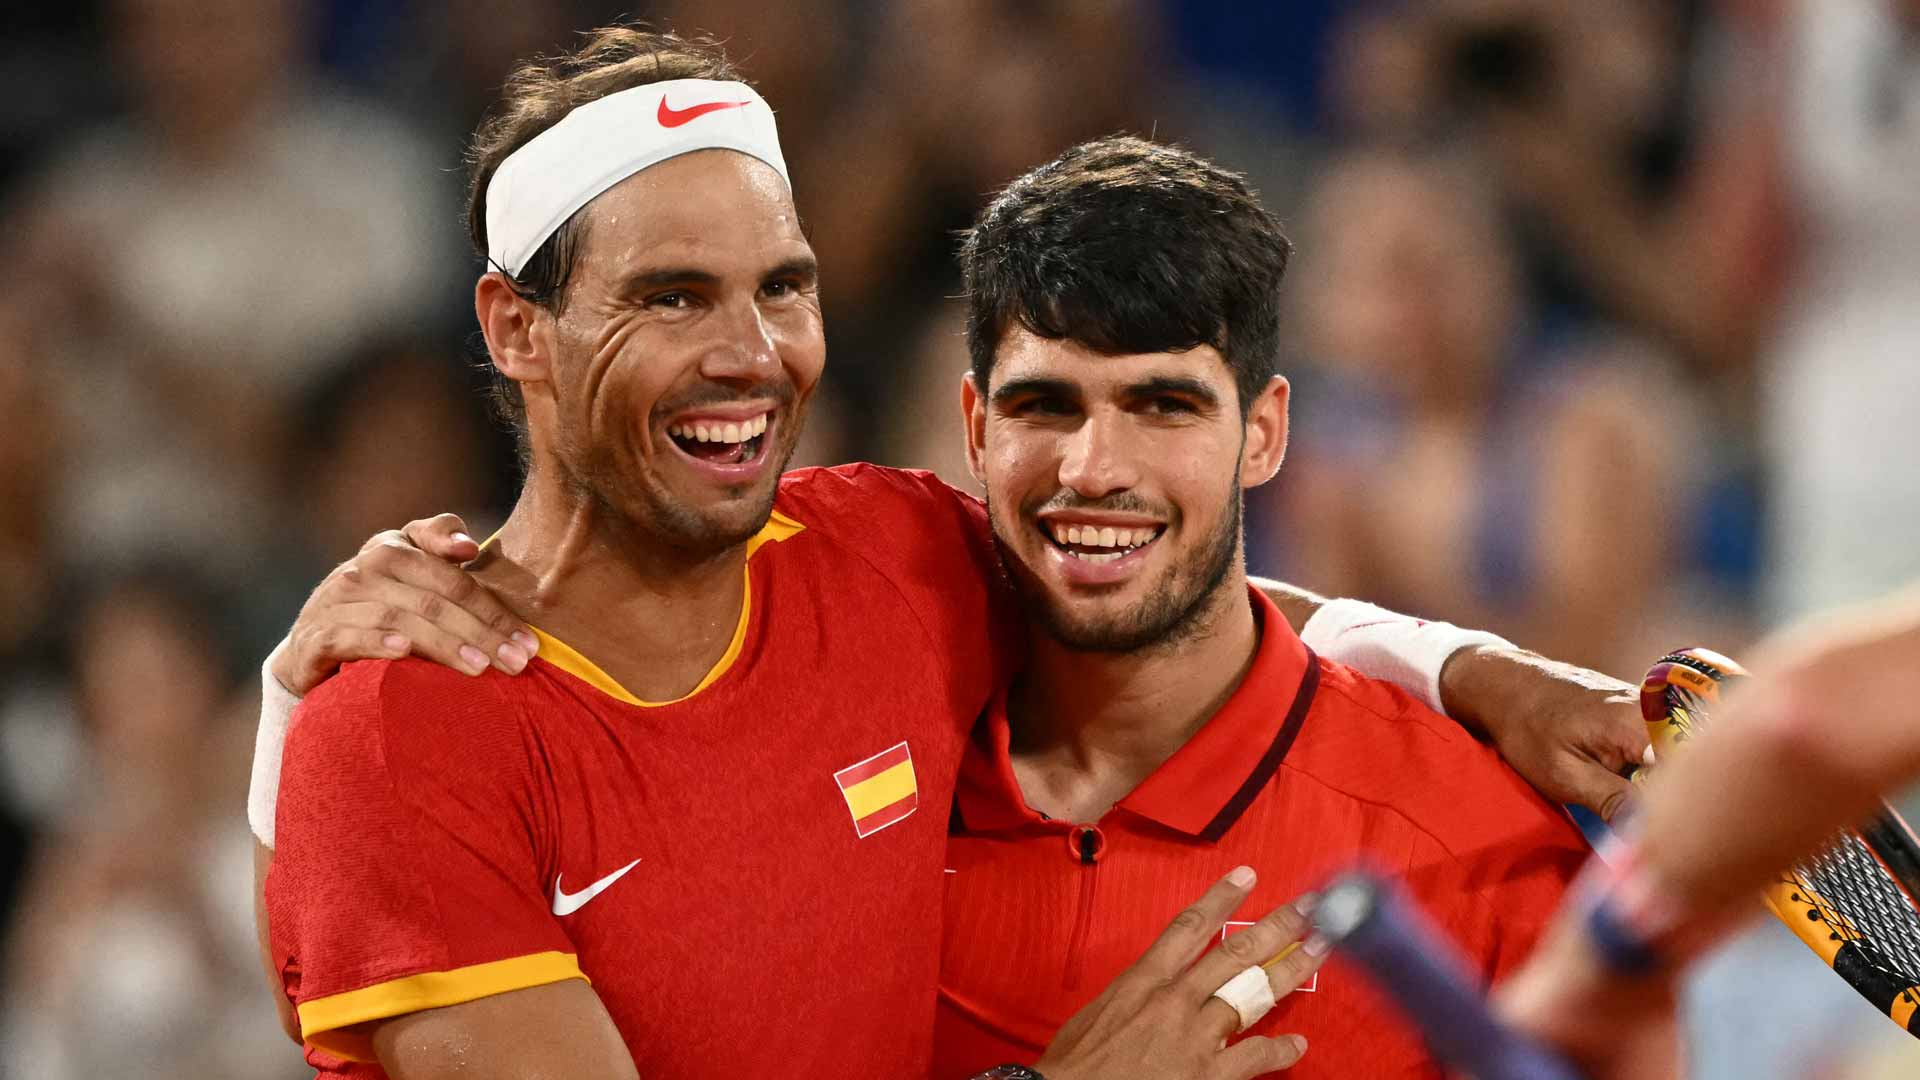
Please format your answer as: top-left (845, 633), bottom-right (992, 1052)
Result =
top-left (1759, 0), bottom-right (1920, 620)
top-left (8, 0), bottom-right (455, 582)
top-left (1, 572), bottom-right (296, 1079)
top-left (1266, 148), bottom-right (1724, 677)
top-left (293, 340), bottom-right (504, 567)
top-left (0, 283), bottom-right (70, 954)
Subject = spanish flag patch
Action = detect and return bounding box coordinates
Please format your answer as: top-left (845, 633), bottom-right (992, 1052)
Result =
top-left (834, 740), bottom-right (918, 838)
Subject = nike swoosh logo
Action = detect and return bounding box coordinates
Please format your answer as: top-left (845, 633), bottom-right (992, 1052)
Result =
top-left (551, 858), bottom-right (642, 917)
top-left (657, 98), bottom-right (752, 128)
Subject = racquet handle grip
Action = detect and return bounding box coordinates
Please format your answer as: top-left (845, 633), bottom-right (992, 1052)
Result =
top-left (1316, 871), bottom-right (1585, 1080)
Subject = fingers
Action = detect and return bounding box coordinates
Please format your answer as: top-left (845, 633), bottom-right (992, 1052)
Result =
top-left (323, 600), bottom-right (529, 677)
top-left (401, 513), bottom-right (481, 562)
top-left (344, 537), bottom-right (536, 667)
top-left (1186, 891), bottom-right (1314, 1006)
top-left (1192, 893), bottom-right (1323, 1040)
top-left (1594, 771), bottom-right (1636, 824)
top-left (1127, 866), bottom-right (1259, 983)
top-left (1214, 1033), bottom-right (1308, 1078)
top-left (1260, 917), bottom-right (1331, 996)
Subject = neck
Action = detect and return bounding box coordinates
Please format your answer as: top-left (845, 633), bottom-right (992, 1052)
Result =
top-left (1007, 572), bottom-right (1261, 823)
top-left (473, 464), bottom-right (750, 701)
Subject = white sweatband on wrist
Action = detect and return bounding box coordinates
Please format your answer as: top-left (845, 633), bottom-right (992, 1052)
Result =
top-left (1299, 599), bottom-right (1514, 715)
top-left (486, 78), bottom-right (790, 277)
top-left (247, 638), bottom-right (302, 848)
top-left (1211, 965), bottom-right (1278, 1032)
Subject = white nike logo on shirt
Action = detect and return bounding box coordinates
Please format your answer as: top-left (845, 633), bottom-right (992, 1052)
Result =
top-left (551, 858), bottom-right (642, 917)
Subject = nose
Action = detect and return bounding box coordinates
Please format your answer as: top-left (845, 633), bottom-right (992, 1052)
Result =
top-left (697, 296), bottom-right (782, 385)
top-left (1057, 409), bottom-right (1140, 500)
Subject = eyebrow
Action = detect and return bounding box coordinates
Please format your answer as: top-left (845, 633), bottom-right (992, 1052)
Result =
top-left (990, 376), bottom-right (1079, 406)
top-left (617, 267), bottom-right (720, 295)
top-left (616, 254), bottom-right (819, 296)
top-left (764, 254), bottom-right (819, 283)
top-left (1127, 375), bottom-right (1220, 406)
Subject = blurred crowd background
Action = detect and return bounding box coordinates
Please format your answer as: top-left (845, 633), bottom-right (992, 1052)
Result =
top-left (1, 0), bottom-right (1916, 1076)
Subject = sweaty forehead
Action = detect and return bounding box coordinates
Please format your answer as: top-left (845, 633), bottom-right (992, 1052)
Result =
top-left (575, 150), bottom-right (807, 273)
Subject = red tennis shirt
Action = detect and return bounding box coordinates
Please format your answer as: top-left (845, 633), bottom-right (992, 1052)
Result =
top-left (267, 465), bottom-right (1005, 1079)
top-left (935, 589), bottom-right (1590, 1079)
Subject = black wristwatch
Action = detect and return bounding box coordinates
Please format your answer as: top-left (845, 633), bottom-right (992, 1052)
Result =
top-left (973, 1067), bottom-right (1046, 1080)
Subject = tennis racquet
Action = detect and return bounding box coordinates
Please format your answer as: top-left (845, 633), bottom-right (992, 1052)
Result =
top-left (1314, 871), bottom-right (1584, 1080)
top-left (1640, 647), bottom-right (1920, 1038)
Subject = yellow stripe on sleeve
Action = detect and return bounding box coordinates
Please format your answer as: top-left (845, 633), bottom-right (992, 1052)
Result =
top-left (843, 760), bottom-right (917, 821)
top-left (298, 951), bottom-right (587, 1061)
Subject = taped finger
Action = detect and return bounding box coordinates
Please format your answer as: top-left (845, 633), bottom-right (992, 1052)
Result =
top-left (1211, 965), bottom-right (1277, 1033)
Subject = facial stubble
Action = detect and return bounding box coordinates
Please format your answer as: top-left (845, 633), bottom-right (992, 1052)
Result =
top-left (992, 464), bottom-right (1245, 656)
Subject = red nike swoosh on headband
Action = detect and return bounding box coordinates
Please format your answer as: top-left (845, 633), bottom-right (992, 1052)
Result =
top-left (657, 97), bottom-right (753, 128)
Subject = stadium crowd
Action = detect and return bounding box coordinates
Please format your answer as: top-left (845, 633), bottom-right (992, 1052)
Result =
top-left (0, 0), bottom-right (1914, 1077)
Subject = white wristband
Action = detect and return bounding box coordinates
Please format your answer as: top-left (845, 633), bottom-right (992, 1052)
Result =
top-left (247, 637), bottom-right (302, 848)
top-left (1211, 965), bottom-right (1278, 1032)
top-left (1299, 599), bottom-right (1513, 715)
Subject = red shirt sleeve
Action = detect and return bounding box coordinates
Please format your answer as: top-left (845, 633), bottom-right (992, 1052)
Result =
top-left (266, 658), bottom-right (581, 1063)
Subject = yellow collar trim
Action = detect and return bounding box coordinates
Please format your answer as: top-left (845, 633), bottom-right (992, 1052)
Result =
top-left (528, 508), bottom-right (805, 708)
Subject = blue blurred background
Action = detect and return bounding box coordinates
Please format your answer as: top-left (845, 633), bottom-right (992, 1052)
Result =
top-left (1, 0), bottom-right (1916, 1076)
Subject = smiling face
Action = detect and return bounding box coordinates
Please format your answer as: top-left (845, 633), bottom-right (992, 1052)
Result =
top-left (965, 327), bottom-right (1289, 653)
top-left (489, 149), bottom-right (823, 553)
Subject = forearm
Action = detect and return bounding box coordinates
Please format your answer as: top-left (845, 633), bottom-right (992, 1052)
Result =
top-left (1251, 580), bottom-right (1645, 820)
top-left (250, 638), bottom-right (301, 847)
top-left (254, 839), bottom-right (302, 1043)
top-left (1439, 646), bottom-right (1633, 742)
top-left (1248, 576), bottom-right (1323, 637)
top-left (374, 980), bottom-right (639, 1080)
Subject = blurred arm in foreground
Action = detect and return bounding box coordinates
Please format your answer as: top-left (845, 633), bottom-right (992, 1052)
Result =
top-left (1499, 583), bottom-right (1920, 1078)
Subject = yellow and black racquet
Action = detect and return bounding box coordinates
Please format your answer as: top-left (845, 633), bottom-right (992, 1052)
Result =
top-left (1641, 648), bottom-right (1920, 1037)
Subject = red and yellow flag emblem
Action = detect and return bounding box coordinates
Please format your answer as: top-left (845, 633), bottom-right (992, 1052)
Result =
top-left (834, 740), bottom-right (918, 838)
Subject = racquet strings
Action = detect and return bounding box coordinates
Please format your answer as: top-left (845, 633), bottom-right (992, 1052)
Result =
top-left (1665, 663), bottom-right (1920, 1028)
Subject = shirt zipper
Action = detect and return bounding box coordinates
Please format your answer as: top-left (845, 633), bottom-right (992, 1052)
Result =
top-left (1064, 825), bottom-right (1104, 990)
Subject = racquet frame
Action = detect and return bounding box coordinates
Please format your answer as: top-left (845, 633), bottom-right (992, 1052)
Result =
top-left (1641, 648), bottom-right (1920, 1037)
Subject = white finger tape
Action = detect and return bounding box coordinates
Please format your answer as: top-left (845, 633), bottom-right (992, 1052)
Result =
top-left (1211, 964), bottom-right (1277, 1032)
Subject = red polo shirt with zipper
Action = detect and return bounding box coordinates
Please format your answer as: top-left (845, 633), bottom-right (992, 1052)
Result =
top-left (934, 588), bottom-right (1589, 1078)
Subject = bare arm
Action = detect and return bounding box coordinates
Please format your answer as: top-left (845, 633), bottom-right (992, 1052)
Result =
top-left (1252, 576), bottom-right (1646, 820)
top-left (1499, 584), bottom-right (1920, 1078)
top-left (1249, 576), bottom-right (1325, 637)
top-left (1631, 585), bottom-right (1920, 919)
top-left (254, 840), bottom-right (301, 1044)
top-left (372, 981), bottom-right (638, 1080)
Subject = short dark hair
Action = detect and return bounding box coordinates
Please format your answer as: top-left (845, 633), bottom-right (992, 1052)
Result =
top-left (464, 24), bottom-right (746, 453)
top-left (960, 135), bottom-right (1292, 412)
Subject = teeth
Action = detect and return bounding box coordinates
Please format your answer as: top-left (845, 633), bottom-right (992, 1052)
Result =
top-left (670, 414), bottom-right (770, 445)
top-left (1047, 523), bottom-right (1162, 553)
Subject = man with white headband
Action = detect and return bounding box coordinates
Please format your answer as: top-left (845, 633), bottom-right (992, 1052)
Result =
top-left (263, 27), bottom-right (1328, 1080)
top-left (258, 24), bottom-right (1648, 1080)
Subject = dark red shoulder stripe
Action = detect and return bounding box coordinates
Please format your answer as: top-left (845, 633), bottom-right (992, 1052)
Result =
top-left (1199, 650), bottom-right (1320, 843)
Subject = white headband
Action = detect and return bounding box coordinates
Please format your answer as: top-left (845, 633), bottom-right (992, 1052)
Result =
top-left (484, 78), bottom-right (791, 278)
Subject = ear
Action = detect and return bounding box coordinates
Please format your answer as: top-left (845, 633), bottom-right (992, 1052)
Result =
top-left (1240, 375), bottom-right (1290, 489)
top-left (475, 272), bottom-right (552, 391)
top-left (960, 370), bottom-right (989, 488)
